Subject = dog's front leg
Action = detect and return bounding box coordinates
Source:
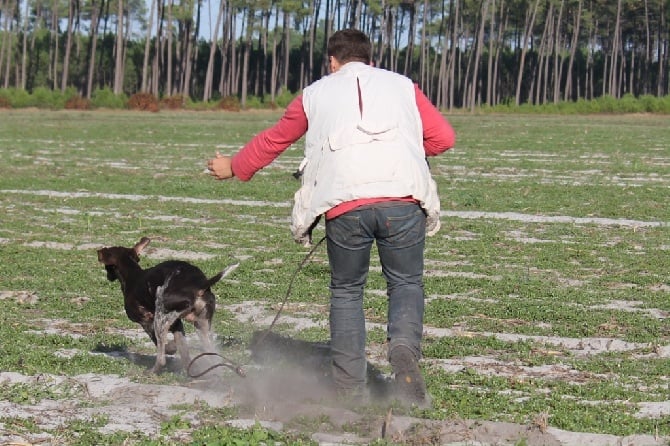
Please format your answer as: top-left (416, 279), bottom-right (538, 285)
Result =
top-left (151, 312), bottom-right (169, 373)
top-left (152, 311), bottom-right (181, 373)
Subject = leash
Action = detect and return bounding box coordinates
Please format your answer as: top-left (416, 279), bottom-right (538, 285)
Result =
top-left (186, 235), bottom-right (327, 379)
top-left (187, 351), bottom-right (246, 378)
top-left (255, 235), bottom-right (327, 344)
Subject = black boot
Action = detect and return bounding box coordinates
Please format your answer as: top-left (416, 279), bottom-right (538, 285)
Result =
top-left (389, 345), bottom-right (430, 408)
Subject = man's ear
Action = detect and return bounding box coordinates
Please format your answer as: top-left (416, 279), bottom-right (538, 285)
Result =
top-left (329, 56), bottom-right (342, 73)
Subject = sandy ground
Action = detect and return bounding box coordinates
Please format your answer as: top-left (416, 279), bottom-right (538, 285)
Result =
top-left (0, 367), bottom-right (666, 446)
top-left (1, 191), bottom-right (668, 444)
top-left (1, 307), bottom-right (669, 446)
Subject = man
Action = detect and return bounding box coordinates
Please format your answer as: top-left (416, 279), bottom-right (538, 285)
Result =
top-left (208, 29), bottom-right (455, 407)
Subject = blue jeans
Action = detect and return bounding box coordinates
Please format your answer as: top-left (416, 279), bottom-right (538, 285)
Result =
top-left (325, 201), bottom-right (426, 391)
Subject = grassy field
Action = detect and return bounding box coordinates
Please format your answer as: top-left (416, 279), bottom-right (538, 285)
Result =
top-left (0, 109), bottom-right (669, 445)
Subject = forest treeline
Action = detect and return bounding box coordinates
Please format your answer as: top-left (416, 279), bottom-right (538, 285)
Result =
top-left (0, 0), bottom-right (668, 110)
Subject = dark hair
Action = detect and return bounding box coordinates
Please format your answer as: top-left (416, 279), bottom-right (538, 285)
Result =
top-left (327, 29), bottom-right (371, 64)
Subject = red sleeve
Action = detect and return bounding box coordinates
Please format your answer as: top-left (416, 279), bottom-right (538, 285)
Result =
top-left (415, 84), bottom-right (456, 156)
top-left (231, 96), bottom-right (308, 181)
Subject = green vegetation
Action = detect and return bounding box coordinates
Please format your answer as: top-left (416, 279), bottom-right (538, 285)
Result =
top-left (0, 110), bottom-right (668, 444)
top-left (1, 87), bottom-right (670, 114)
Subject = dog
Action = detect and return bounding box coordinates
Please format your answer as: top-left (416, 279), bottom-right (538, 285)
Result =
top-left (97, 237), bottom-right (232, 374)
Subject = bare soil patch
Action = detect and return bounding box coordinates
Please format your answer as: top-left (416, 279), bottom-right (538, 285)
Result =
top-left (2, 299), bottom-right (669, 445)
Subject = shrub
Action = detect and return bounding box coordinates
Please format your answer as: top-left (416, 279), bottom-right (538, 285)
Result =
top-left (65, 95), bottom-right (92, 110)
top-left (517, 102), bottom-right (535, 114)
top-left (2, 88), bottom-right (32, 108)
top-left (573, 98), bottom-right (600, 114)
top-left (593, 95), bottom-right (619, 113)
top-left (618, 93), bottom-right (644, 113)
top-left (657, 95), bottom-right (670, 114)
top-left (258, 95), bottom-right (279, 110)
top-left (275, 87), bottom-right (297, 108)
top-left (31, 87), bottom-right (65, 109)
top-left (160, 95), bottom-right (185, 110)
top-left (127, 92), bottom-right (159, 112)
top-left (0, 90), bottom-right (10, 108)
top-left (244, 95), bottom-right (263, 109)
top-left (555, 100), bottom-right (576, 114)
top-left (637, 94), bottom-right (664, 113)
top-left (185, 98), bottom-right (217, 111)
top-left (91, 88), bottom-right (127, 109)
top-left (218, 95), bottom-right (241, 111)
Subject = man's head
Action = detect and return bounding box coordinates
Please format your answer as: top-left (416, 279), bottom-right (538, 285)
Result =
top-left (327, 29), bottom-right (371, 65)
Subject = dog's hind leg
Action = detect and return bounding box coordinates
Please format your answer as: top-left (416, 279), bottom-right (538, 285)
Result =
top-left (173, 327), bottom-right (191, 370)
top-left (193, 318), bottom-right (214, 352)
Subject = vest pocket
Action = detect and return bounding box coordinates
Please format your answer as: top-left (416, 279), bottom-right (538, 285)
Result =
top-left (328, 124), bottom-right (398, 151)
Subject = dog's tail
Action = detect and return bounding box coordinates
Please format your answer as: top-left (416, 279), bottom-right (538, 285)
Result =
top-left (208, 262), bottom-right (239, 287)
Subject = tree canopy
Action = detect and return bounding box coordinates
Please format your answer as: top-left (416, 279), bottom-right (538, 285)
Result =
top-left (0, 0), bottom-right (668, 109)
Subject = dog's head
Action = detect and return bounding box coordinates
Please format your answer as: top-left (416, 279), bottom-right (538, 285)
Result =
top-left (97, 237), bottom-right (151, 281)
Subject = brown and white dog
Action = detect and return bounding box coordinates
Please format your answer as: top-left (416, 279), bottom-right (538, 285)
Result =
top-left (97, 237), bottom-right (233, 373)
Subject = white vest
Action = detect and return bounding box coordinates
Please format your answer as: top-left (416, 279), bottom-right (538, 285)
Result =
top-left (290, 62), bottom-right (441, 244)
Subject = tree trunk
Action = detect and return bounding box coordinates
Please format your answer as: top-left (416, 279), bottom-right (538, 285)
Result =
top-left (229, 8), bottom-right (237, 96)
top-left (419, 0), bottom-right (429, 90)
top-left (609, 0), bottom-right (623, 97)
top-left (552, 0), bottom-right (564, 103)
top-left (403, 2), bottom-right (417, 77)
top-left (533, 2), bottom-right (551, 105)
top-left (151, 0), bottom-right (164, 96)
top-left (141, 0), bottom-right (156, 92)
top-left (182, 21), bottom-right (194, 98)
top-left (514, 0), bottom-right (540, 105)
top-left (61, 0), bottom-right (75, 92)
top-left (470, 0), bottom-right (489, 111)
top-left (447, 0), bottom-right (460, 109)
top-left (658, 0), bottom-right (668, 96)
top-left (85, 0), bottom-right (101, 98)
top-left (642, 0), bottom-right (651, 94)
top-left (486, 0), bottom-right (496, 105)
top-left (587, 17), bottom-right (596, 99)
top-left (307, 0), bottom-right (320, 85)
top-left (203, 0), bottom-right (225, 101)
top-left (0, 0), bottom-right (16, 87)
top-left (113, 0), bottom-right (124, 94)
top-left (166, 0), bottom-right (174, 96)
top-left (461, 25), bottom-right (474, 108)
top-left (493, 6), bottom-right (508, 105)
top-left (393, 8), bottom-right (405, 72)
top-left (281, 10), bottom-right (289, 92)
top-left (270, 6), bottom-right (279, 102)
top-left (564, 0), bottom-right (582, 101)
top-left (240, 7), bottom-right (254, 108)
top-left (50, 0), bottom-right (59, 90)
top-left (21, 0), bottom-right (30, 89)
top-left (375, 0), bottom-right (387, 67)
top-left (257, 10), bottom-right (269, 97)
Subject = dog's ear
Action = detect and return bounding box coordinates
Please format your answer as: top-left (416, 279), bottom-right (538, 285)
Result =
top-left (97, 248), bottom-right (112, 264)
top-left (134, 237), bottom-right (151, 255)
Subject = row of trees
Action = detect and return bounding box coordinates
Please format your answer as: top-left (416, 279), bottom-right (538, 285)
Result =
top-left (0, 0), bottom-right (668, 110)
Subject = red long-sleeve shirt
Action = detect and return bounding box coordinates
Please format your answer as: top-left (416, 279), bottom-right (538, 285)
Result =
top-left (231, 84), bottom-right (456, 219)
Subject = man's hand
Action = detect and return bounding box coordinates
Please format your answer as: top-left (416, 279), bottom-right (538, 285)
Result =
top-left (207, 152), bottom-right (234, 180)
